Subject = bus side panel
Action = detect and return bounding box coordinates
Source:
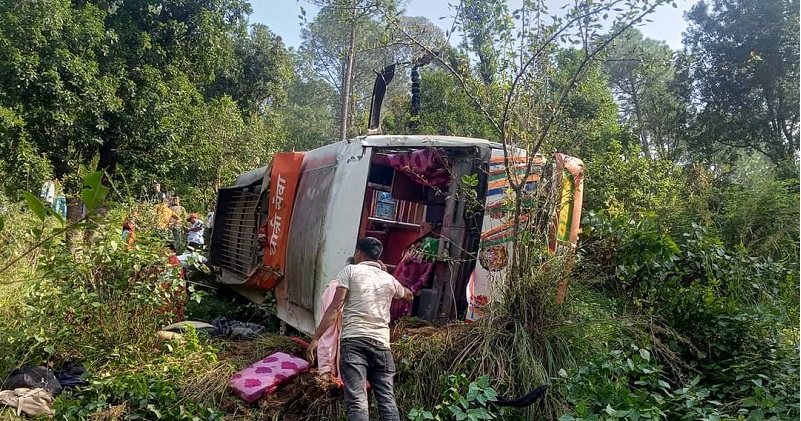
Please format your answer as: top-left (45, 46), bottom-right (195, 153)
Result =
top-left (276, 141), bottom-right (371, 335)
top-left (277, 143), bottom-right (339, 334)
top-left (312, 142), bottom-right (372, 329)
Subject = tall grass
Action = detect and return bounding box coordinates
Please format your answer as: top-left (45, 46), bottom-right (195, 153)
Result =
top-left (392, 225), bottom-right (686, 419)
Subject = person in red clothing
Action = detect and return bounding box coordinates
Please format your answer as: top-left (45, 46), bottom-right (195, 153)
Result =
top-left (122, 220), bottom-right (135, 249)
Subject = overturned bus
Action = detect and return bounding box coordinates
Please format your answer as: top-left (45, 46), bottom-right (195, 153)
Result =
top-left (207, 61), bottom-right (584, 335)
top-left (208, 135), bottom-right (584, 335)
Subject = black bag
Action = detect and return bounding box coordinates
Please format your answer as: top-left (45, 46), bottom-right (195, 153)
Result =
top-left (3, 366), bottom-right (63, 396)
top-left (54, 362), bottom-right (89, 389)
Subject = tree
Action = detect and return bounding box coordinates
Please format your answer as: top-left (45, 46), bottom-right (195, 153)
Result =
top-left (301, 1), bottom-right (395, 141)
top-left (209, 23), bottom-right (293, 114)
top-left (0, 0), bottom-right (294, 216)
top-left (683, 0), bottom-right (800, 165)
top-left (0, 0), bottom-right (119, 220)
top-left (0, 107), bottom-right (52, 198)
top-left (603, 29), bottom-right (685, 160)
top-left (457, 0), bottom-right (514, 85)
top-left (171, 96), bottom-right (282, 206)
top-left (300, 1), bottom-right (445, 141)
top-left (279, 73), bottom-right (339, 151)
top-left (381, 69), bottom-right (497, 139)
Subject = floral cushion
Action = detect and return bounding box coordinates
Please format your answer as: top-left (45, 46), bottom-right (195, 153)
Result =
top-left (228, 352), bottom-right (310, 403)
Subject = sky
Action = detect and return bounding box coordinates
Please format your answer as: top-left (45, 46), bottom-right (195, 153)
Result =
top-left (248, 0), bottom-right (698, 51)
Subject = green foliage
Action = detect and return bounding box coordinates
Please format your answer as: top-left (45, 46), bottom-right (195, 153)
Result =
top-left (382, 70), bottom-right (498, 139)
top-left (0, 213), bottom-right (189, 373)
top-left (582, 139), bottom-right (684, 219)
top-left (0, 106), bottom-right (52, 200)
top-left (407, 374), bottom-right (514, 421)
top-left (714, 155), bottom-right (800, 261)
top-left (54, 330), bottom-right (223, 421)
top-left (683, 0), bottom-right (800, 164)
top-left (457, 0), bottom-right (514, 85)
top-left (163, 96), bottom-right (282, 207)
top-left (558, 345), bottom-right (730, 421)
top-left (0, 0), bottom-right (292, 209)
top-left (603, 28), bottom-right (685, 160)
top-left (547, 48), bottom-right (621, 156)
top-left (278, 72), bottom-right (339, 151)
top-left (579, 212), bottom-right (800, 420)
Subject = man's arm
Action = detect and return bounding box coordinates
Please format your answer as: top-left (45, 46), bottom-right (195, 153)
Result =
top-left (306, 287), bottom-right (347, 362)
top-left (187, 222), bottom-right (204, 232)
top-left (392, 278), bottom-right (414, 303)
top-left (312, 287), bottom-right (347, 341)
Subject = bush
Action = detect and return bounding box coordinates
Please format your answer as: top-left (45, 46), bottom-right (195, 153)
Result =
top-left (407, 374), bottom-right (519, 421)
top-left (54, 329), bottom-right (224, 421)
top-left (0, 212), bottom-right (190, 374)
top-left (578, 212), bottom-right (800, 420)
top-left (558, 345), bottom-right (730, 421)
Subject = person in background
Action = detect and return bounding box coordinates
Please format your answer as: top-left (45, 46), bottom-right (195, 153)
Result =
top-left (169, 197), bottom-right (187, 251)
top-left (39, 179), bottom-right (55, 207)
top-left (54, 195), bottom-right (67, 219)
top-left (205, 201), bottom-right (216, 245)
top-left (154, 197), bottom-right (175, 240)
top-left (169, 196), bottom-right (187, 221)
top-left (122, 210), bottom-right (138, 249)
top-left (185, 213), bottom-right (205, 250)
top-left (152, 182), bottom-right (167, 204)
top-left (306, 237), bottom-right (413, 421)
top-left (206, 201), bottom-right (216, 227)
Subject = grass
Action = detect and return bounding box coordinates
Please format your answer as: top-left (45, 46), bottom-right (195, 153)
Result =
top-left (0, 202), bottom-right (687, 421)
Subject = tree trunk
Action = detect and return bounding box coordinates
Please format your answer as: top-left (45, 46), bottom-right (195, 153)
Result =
top-left (66, 195), bottom-right (83, 247)
top-left (89, 138), bottom-right (119, 242)
top-left (339, 12), bottom-right (357, 142)
top-left (628, 78), bottom-right (650, 156)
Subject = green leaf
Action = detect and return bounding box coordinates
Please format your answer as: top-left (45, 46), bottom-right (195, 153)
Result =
top-left (24, 191), bottom-right (47, 221)
top-left (639, 348), bottom-right (650, 361)
top-left (44, 345), bottom-right (55, 354)
top-left (46, 206), bottom-right (65, 225)
top-left (82, 171), bottom-right (109, 210)
top-left (746, 408), bottom-right (765, 421)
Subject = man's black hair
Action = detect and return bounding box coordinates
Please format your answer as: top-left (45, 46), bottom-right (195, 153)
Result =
top-left (355, 237), bottom-right (383, 261)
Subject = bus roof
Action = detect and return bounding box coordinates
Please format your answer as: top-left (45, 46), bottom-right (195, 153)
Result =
top-left (359, 134), bottom-right (504, 149)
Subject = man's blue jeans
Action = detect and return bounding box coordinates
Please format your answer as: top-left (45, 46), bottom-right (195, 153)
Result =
top-left (339, 337), bottom-right (401, 421)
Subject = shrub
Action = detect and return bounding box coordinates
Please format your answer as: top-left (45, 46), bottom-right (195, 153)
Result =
top-left (54, 329), bottom-right (223, 421)
top-left (578, 212), bottom-right (800, 420)
top-left (407, 374), bottom-right (519, 421)
top-left (558, 345), bottom-right (729, 421)
top-left (0, 213), bottom-right (190, 374)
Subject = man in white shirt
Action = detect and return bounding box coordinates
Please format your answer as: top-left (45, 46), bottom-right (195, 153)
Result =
top-left (185, 213), bottom-right (205, 250)
top-left (307, 237), bottom-right (413, 421)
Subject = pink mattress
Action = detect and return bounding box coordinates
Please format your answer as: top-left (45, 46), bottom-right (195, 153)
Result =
top-left (228, 352), bottom-right (310, 403)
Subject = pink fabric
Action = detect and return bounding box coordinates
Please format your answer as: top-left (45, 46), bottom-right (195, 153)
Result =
top-left (317, 280), bottom-right (341, 377)
top-left (390, 249), bottom-right (434, 321)
top-left (228, 352), bottom-right (310, 403)
top-left (387, 149), bottom-right (451, 188)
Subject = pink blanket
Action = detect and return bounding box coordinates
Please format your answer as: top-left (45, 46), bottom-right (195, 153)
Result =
top-left (317, 280), bottom-right (341, 378)
top-left (387, 149), bottom-right (451, 188)
top-left (391, 250), bottom-right (434, 321)
top-left (229, 352), bottom-right (310, 403)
